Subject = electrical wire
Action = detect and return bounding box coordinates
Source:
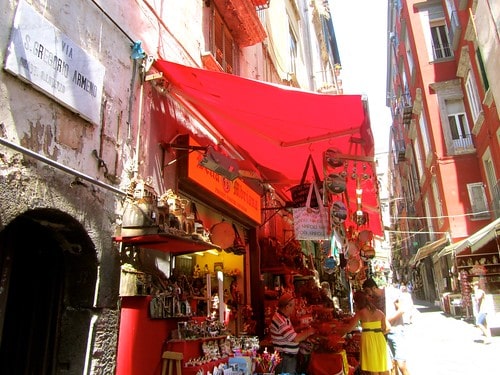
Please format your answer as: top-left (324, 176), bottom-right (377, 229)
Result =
top-left (391, 210), bottom-right (494, 221)
top-left (387, 229), bottom-right (449, 234)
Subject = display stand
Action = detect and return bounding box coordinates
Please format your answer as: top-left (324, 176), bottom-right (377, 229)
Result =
top-left (166, 336), bottom-right (229, 375)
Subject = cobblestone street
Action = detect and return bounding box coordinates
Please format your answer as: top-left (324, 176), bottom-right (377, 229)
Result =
top-left (405, 300), bottom-right (498, 375)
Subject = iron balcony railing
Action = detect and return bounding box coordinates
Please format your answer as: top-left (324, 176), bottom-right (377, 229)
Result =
top-left (432, 42), bottom-right (453, 59)
top-left (450, 133), bottom-right (475, 154)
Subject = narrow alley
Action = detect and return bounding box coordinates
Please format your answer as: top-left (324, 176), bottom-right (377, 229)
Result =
top-left (405, 300), bottom-right (498, 375)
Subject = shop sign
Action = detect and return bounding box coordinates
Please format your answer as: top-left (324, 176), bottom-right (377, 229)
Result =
top-left (187, 140), bottom-right (261, 223)
top-left (4, 0), bottom-right (105, 125)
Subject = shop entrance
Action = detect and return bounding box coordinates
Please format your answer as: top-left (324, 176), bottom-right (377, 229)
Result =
top-left (0, 208), bottom-right (98, 374)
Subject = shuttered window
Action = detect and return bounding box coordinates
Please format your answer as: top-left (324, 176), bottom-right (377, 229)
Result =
top-left (467, 183), bottom-right (490, 219)
top-left (211, 9), bottom-right (236, 74)
top-left (465, 70), bottom-right (482, 123)
top-left (430, 22), bottom-right (452, 59)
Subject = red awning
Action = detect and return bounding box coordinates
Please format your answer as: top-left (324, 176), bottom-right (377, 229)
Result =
top-left (251, 0), bottom-right (270, 9)
top-left (154, 60), bottom-right (381, 235)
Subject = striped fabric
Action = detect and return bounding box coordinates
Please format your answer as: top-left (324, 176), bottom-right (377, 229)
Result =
top-left (270, 311), bottom-right (299, 354)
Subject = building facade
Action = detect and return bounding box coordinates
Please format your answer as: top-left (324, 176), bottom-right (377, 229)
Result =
top-left (386, 0), bottom-right (500, 310)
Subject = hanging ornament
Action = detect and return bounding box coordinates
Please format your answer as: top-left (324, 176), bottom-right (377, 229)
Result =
top-left (361, 163), bottom-right (370, 180)
top-left (347, 240), bottom-right (360, 258)
top-left (358, 229), bottom-right (373, 243)
top-left (360, 244), bottom-right (376, 261)
top-left (347, 258), bottom-right (361, 273)
top-left (323, 256), bottom-right (338, 274)
top-left (326, 173), bottom-right (346, 194)
top-left (321, 240), bottom-right (331, 256)
top-left (353, 211), bottom-right (369, 226)
top-left (331, 201), bottom-right (347, 224)
top-left (325, 149), bottom-right (343, 168)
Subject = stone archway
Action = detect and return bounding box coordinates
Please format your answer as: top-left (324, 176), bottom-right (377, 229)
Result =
top-left (0, 208), bottom-right (98, 374)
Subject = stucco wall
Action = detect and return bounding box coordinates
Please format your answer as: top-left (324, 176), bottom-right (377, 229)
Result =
top-left (0, 0), bottom-right (139, 372)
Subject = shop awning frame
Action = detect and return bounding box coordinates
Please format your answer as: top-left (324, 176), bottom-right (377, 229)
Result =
top-left (435, 217), bottom-right (500, 259)
top-left (410, 236), bottom-right (449, 265)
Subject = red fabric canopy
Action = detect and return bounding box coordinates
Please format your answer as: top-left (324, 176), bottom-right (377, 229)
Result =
top-left (154, 60), bottom-right (381, 235)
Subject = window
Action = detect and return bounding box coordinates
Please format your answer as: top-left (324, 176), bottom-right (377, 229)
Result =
top-left (413, 139), bottom-right (424, 181)
top-left (210, 8), bottom-right (237, 74)
top-left (483, 149), bottom-right (497, 201)
top-left (465, 70), bottom-right (482, 123)
top-left (430, 21), bottom-right (452, 59)
top-left (423, 195), bottom-right (436, 242)
top-left (408, 155), bottom-right (421, 202)
top-left (467, 183), bottom-right (490, 219)
top-left (431, 80), bottom-right (474, 155)
top-left (475, 47), bottom-right (490, 92)
top-left (431, 177), bottom-right (444, 227)
top-left (419, 112), bottom-right (432, 163)
top-left (420, 4), bottom-right (453, 61)
top-left (445, 99), bottom-right (474, 153)
top-left (444, 0), bottom-right (460, 48)
top-left (404, 30), bottom-right (414, 78)
top-left (289, 25), bottom-right (297, 75)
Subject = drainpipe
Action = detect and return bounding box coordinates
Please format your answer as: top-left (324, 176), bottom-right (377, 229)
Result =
top-left (133, 73), bottom-right (145, 180)
top-left (129, 42), bottom-right (148, 180)
top-left (0, 137), bottom-right (126, 197)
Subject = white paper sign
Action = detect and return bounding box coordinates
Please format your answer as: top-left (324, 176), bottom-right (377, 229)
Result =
top-left (4, 0), bottom-right (105, 124)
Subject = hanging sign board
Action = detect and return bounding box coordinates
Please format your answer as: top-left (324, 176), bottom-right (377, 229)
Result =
top-left (4, 0), bottom-right (105, 125)
top-left (186, 139), bottom-right (262, 224)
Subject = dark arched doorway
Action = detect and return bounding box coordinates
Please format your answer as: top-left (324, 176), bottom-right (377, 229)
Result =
top-left (0, 208), bottom-right (98, 374)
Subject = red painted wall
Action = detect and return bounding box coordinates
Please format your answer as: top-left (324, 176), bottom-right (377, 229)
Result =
top-left (116, 297), bottom-right (174, 375)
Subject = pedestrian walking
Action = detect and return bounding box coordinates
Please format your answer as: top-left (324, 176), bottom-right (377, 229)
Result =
top-left (471, 281), bottom-right (492, 344)
top-left (363, 278), bottom-right (411, 375)
top-left (399, 284), bottom-right (415, 325)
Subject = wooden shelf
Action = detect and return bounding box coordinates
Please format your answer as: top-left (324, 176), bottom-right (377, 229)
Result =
top-left (462, 273), bottom-right (500, 277)
top-left (167, 335), bottom-right (227, 343)
top-left (456, 252), bottom-right (498, 257)
top-left (458, 263), bottom-right (500, 269)
top-left (113, 232), bottom-right (222, 254)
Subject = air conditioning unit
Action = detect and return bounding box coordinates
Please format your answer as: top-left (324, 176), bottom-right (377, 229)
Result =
top-left (199, 146), bottom-right (240, 181)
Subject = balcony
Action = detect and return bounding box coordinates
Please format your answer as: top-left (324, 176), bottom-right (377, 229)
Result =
top-left (213, 0), bottom-right (267, 47)
top-left (400, 91), bottom-right (413, 126)
top-left (432, 42), bottom-right (453, 60)
top-left (403, 105), bottom-right (413, 126)
top-left (449, 133), bottom-right (475, 155)
top-left (395, 139), bottom-right (406, 162)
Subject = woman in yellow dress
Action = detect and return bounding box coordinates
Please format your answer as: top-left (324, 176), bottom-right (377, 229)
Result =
top-left (343, 290), bottom-right (391, 375)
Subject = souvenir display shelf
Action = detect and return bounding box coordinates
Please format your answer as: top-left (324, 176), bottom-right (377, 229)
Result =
top-left (456, 251), bottom-right (500, 327)
top-left (456, 251), bottom-right (500, 292)
top-left (166, 335), bottom-right (229, 375)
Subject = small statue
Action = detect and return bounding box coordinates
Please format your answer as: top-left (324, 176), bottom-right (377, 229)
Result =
top-left (228, 279), bottom-right (241, 311)
top-left (172, 281), bottom-right (182, 316)
top-left (193, 264), bottom-right (201, 278)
